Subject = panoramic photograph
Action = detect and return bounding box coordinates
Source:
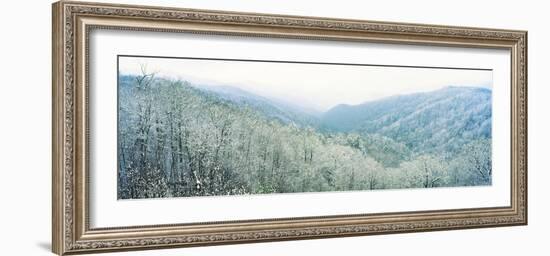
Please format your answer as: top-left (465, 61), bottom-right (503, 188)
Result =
top-left (117, 56), bottom-right (493, 199)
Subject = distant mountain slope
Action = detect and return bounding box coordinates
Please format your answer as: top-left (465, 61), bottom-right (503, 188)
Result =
top-left (192, 84), bottom-right (321, 128)
top-left (321, 86), bottom-right (492, 154)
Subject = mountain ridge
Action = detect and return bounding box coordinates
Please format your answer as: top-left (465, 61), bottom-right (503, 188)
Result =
top-left (321, 86), bottom-right (492, 154)
top-left (191, 82), bottom-right (321, 127)
top-left (121, 74), bottom-right (491, 156)
top-left (181, 82), bottom-right (492, 156)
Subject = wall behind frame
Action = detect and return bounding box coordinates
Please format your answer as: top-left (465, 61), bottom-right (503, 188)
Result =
top-left (0, 0), bottom-right (547, 255)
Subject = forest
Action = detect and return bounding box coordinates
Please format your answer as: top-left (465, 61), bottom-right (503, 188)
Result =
top-left (117, 68), bottom-right (492, 199)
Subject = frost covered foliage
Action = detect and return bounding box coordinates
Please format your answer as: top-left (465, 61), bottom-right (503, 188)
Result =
top-left (117, 72), bottom-right (492, 199)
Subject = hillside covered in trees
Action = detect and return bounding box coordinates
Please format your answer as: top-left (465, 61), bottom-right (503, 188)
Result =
top-left (117, 72), bottom-right (492, 199)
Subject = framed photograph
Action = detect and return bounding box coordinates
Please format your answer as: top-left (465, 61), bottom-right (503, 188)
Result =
top-left (52, 1), bottom-right (527, 255)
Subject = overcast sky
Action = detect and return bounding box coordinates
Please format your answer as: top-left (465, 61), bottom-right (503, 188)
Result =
top-left (119, 56), bottom-right (492, 112)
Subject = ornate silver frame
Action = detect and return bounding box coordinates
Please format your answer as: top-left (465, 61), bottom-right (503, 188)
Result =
top-left (52, 1), bottom-right (527, 255)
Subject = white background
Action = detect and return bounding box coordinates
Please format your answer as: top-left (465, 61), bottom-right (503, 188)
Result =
top-left (0, 0), bottom-right (547, 255)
